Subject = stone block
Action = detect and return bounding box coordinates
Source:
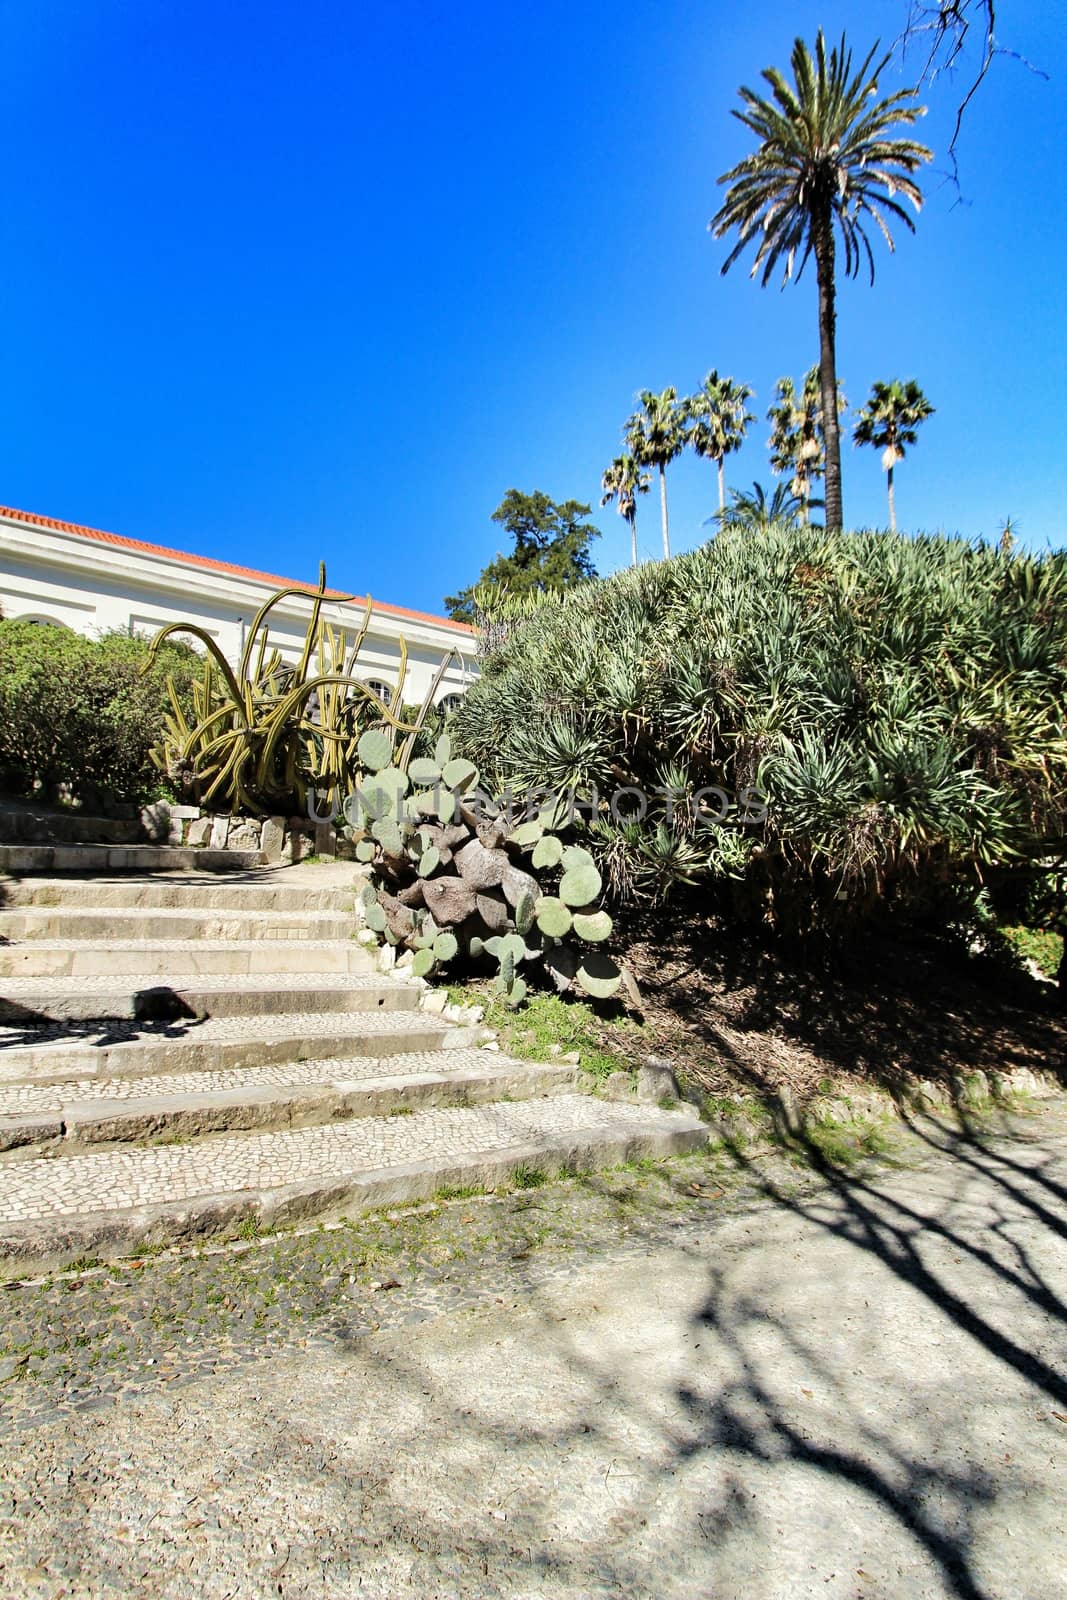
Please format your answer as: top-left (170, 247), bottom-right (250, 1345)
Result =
top-left (139, 802), bottom-right (172, 843)
top-left (209, 815), bottom-right (229, 851)
top-left (228, 820), bottom-right (262, 853)
top-left (261, 816), bottom-right (286, 862)
top-left (186, 818), bottom-right (212, 848)
top-left (637, 1058), bottom-right (680, 1103)
top-left (314, 821), bottom-right (338, 859)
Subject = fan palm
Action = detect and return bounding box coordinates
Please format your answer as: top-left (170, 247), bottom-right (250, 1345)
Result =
top-left (853, 379), bottom-right (935, 530)
top-left (767, 367), bottom-right (845, 523)
top-left (601, 454), bottom-right (651, 568)
top-left (711, 30), bottom-right (931, 531)
top-left (625, 387), bottom-right (689, 559)
top-left (688, 371), bottom-right (756, 514)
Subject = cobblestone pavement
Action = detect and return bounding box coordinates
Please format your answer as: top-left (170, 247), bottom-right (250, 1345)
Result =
top-left (0, 1006), bottom-right (433, 1051)
top-left (0, 1095), bottom-right (684, 1223)
top-left (0, 1100), bottom-right (1065, 1598)
top-left (0, 1048), bottom-right (526, 1115)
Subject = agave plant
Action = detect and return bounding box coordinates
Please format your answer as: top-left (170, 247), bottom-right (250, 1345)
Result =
top-left (146, 564), bottom-right (456, 814)
top-left (452, 527), bottom-right (1067, 935)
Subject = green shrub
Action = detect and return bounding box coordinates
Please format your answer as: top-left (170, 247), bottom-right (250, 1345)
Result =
top-left (0, 621), bottom-right (199, 807)
top-left (452, 526), bottom-right (1067, 935)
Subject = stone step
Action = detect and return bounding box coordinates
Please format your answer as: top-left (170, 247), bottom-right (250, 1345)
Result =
top-left (0, 805), bottom-right (146, 847)
top-left (0, 872), bottom-right (364, 914)
top-left (0, 937), bottom-right (378, 980)
top-left (0, 1007), bottom-right (474, 1085)
top-left (0, 845), bottom-right (264, 875)
top-left (0, 1049), bottom-right (579, 1151)
top-left (0, 905), bottom-right (356, 943)
top-left (0, 973), bottom-right (419, 1025)
top-left (0, 1095), bottom-right (708, 1271)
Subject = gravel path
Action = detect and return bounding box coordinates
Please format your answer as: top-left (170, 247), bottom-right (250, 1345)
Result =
top-left (0, 1101), bottom-right (1064, 1599)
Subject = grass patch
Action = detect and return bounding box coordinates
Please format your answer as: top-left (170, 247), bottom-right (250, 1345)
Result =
top-left (449, 985), bottom-right (646, 1082)
top-left (511, 1164), bottom-right (549, 1190)
top-left (435, 1182), bottom-right (485, 1202)
top-left (1001, 924), bottom-right (1063, 980)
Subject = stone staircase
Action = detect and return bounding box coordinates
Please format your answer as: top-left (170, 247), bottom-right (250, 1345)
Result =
top-left (0, 845), bottom-right (705, 1274)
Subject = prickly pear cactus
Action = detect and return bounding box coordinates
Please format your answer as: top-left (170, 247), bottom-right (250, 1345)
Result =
top-left (348, 751), bottom-right (624, 1006)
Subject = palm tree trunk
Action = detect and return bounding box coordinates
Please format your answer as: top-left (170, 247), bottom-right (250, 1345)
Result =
top-left (887, 464), bottom-right (896, 532)
top-left (813, 205), bottom-right (843, 532)
top-left (717, 457), bottom-right (725, 513)
top-left (629, 512), bottom-right (638, 568)
top-left (659, 463), bottom-right (670, 559)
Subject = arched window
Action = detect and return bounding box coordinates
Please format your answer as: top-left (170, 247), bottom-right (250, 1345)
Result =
top-left (438, 692), bottom-right (465, 716)
top-left (363, 679), bottom-right (392, 705)
top-left (15, 614), bottom-right (70, 629)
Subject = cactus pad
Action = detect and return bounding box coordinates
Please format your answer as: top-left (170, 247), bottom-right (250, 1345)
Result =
top-left (559, 860), bottom-right (602, 907)
top-left (535, 897), bottom-right (573, 939)
top-left (357, 729), bottom-right (393, 772)
top-left (573, 909), bottom-right (612, 942)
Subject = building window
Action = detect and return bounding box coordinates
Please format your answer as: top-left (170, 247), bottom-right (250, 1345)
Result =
top-left (363, 679), bottom-right (392, 705)
top-left (438, 692), bottom-right (465, 715)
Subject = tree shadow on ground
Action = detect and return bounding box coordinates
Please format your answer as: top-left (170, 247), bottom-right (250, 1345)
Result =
top-left (6, 1110), bottom-right (1065, 1599)
top-left (302, 1108), bottom-right (1066, 1597)
top-left (619, 908), bottom-right (1065, 1099)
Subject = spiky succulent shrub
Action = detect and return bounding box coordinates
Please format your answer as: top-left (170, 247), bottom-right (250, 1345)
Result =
top-left (146, 566), bottom-right (456, 815)
top-left (451, 526), bottom-right (1067, 935)
top-left (350, 731), bottom-right (625, 1005)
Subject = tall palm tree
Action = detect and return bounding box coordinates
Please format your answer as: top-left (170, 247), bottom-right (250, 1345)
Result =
top-left (711, 31), bottom-right (931, 531)
top-left (625, 387), bottom-right (688, 559)
top-left (600, 454), bottom-right (651, 568)
top-left (853, 378), bottom-right (934, 531)
top-left (687, 371), bottom-right (756, 514)
top-left (767, 367), bottom-right (845, 523)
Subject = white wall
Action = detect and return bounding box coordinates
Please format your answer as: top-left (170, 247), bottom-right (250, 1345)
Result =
top-left (0, 509), bottom-right (477, 708)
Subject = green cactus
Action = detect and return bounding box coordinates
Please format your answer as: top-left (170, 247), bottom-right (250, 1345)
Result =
top-left (371, 818), bottom-right (404, 855)
top-left (357, 729), bottom-right (393, 773)
top-left (412, 948), bottom-right (436, 978)
top-left (354, 736), bottom-right (623, 1013)
top-left (535, 897), bottom-right (573, 939)
top-left (363, 900), bottom-right (387, 933)
top-left (532, 834), bottom-right (564, 869)
top-left (573, 909), bottom-right (612, 942)
top-left (442, 757), bottom-right (478, 791)
top-left (576, 953), bottom-right (622, 999)
top-left (559, 859), bottom-right (603, 907)
top-left (408, 756), bottom-right (442, 786)
top-left (509, 818), bottom-right (544, 847)
top-left (514, 889), bottom-right (537, 935)
top-left (418, 846), bottom-right (441, 877)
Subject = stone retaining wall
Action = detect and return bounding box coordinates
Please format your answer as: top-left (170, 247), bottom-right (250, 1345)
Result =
top-left (144, 804), bottom-right (355, 863)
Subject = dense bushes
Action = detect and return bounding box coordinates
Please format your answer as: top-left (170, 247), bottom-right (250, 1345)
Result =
top-left (452, 527), bottom-right (1067, 935)
top-left (0, 621), bottom-right (199, 808)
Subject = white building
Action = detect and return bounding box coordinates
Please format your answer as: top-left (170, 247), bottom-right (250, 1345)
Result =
top-left (0, 503), bottom-right (476, 708)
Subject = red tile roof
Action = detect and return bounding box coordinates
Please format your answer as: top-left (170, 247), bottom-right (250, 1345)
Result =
top-left (0, 503), bottom-right (474, 634)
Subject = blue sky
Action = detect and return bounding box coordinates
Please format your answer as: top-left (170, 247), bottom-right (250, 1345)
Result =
top-left (2, 0), bottom-right (1064, 613)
